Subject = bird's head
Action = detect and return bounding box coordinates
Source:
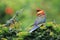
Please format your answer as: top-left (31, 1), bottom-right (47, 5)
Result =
top-left (5, 7), bottom-right (14, 15)
top-left (36, 8), bottom-right (45, 16)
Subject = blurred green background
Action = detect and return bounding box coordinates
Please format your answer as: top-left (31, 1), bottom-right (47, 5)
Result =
top-left (0, 0), bottom-right (60, 40)
top-left (0, 0), bottom-right (60, 27)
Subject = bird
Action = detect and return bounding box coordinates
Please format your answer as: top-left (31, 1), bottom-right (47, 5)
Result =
top-left (29, 8), bottom-right (46, 33)
top-left (4, 8), bottom-right (24, 26)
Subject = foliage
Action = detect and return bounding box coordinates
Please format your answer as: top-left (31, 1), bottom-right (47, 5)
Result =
top-left (0, 2), bottom-right (11, 24)
top-left (0, 22), bottom-right (60, 40)
top-left (0, 0), bottom-right (60, 40)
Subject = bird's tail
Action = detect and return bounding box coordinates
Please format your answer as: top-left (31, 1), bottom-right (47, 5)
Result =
top-left (29, 25), bottom-right (39, 33)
